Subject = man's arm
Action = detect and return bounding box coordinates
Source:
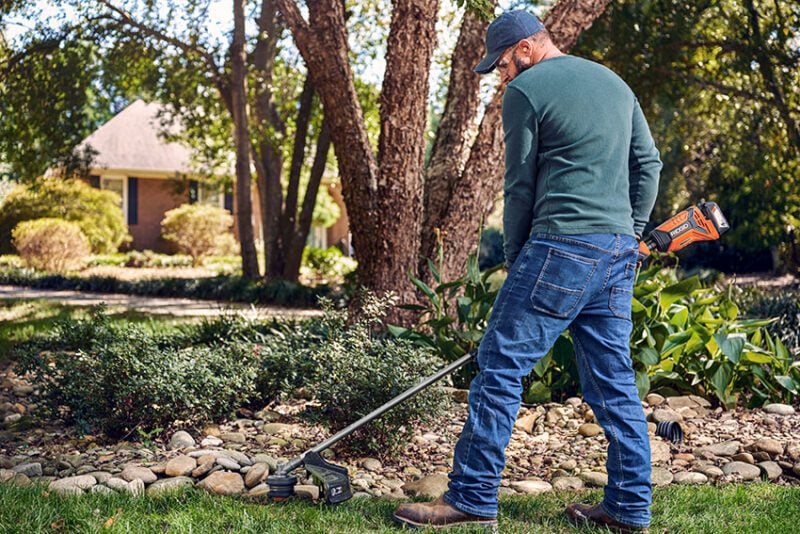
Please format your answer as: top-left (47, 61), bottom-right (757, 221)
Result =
top-left (502, 86), bottom-right (538, 268)
top-left (628, 98), bottom-right (662, 236)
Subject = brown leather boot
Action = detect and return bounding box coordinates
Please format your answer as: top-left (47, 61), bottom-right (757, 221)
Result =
top-left (393, 496), bottom-right (498, 530)
top-left (565, 503), bottom-right (649, 533)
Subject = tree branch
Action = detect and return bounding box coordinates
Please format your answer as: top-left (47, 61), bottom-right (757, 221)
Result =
top-left (97, 0), bottom-right (222, 82)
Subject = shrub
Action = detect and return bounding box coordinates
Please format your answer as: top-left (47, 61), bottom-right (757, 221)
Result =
top-left (627, 265), bottom-right (798, 408)
top-left (389, 253), bottom-right (503, 388)
top-left (12, 218), bottom-right (90, 273)
top-left (0, 178), bottom-right (129, 254)
top-left (0, 255), bottom-right (23, 269)
top-left (123, 249), bottom-right (193, 268)
top-left (308, 293), bottom-right (447, 458)
top-left (394, 253), bottom-right (798, 408)
top-left (301, 246), bottom-right (357, 283)
top-left (15, 310), bottom-right (261, 437)
top-left (161, 204), bottom-right (235, 265)
top-left (740, 286), bottom-right (800, 358)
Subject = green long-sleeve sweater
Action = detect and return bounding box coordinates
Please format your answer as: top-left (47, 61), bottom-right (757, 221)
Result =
top-left (502, 55), bottom-right (662, 266)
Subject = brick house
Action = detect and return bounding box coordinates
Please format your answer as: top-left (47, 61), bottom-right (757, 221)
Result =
top-left (78, 99), bottom-right (349, 253)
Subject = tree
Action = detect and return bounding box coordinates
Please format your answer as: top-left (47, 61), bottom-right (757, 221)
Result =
top-left (275, 0), bottom-right (613, 311)
top-left (573, 0), bottom-right (800, 266)
top-left (0, 0), bottom-right (337, 281)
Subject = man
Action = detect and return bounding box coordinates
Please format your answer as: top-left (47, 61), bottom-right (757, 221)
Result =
top-left (393, 10), bottom-right (661, 533)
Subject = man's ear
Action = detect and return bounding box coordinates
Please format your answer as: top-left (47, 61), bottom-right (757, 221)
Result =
top-left (517, 38), bottom-right (533, 56)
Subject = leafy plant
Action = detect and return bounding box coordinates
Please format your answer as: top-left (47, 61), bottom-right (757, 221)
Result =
top-left (160, 204), bottom-right (235, 265)
top-left (12, 218), bottom-right (91, 273)
top-left (392, 249), bottom-right (798, 407)
top-left (308, 292), bottom-right (447, 457)
top-left (389, 251), bottom-right (503, 388)
top-left (301, 246), bottom-right (357, 283)
top-left (629, 264), bottom-right (799, 407)
top-left (14, 309), bottom-right (271, 437)
top-left (740, 286), bottom-right (800, 359)
top-left (0, 178), bottom-right (130, 254)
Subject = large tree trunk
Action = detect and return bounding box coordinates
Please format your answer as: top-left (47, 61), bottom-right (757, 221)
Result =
top-left (419, 9), bottom-right (490, 272)
top-left (427, 0), bottom-right (614, 282)
top-left (232, 0), bottom-right (260, 278)
top-left (369, 0), bottom-right (439, 308)
top-left (276, 0), bottom-right (612, 313)
top-left (252, 0), bottom-right (285, 279)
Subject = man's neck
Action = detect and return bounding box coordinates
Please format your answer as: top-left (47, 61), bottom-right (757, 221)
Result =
top-left (532, 45), bottom-right (565, 65)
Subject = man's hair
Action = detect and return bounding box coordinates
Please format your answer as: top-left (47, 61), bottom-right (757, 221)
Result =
top-left (530, 28), bottom-right (551, 44)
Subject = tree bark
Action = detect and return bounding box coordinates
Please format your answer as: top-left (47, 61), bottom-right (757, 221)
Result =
top-left (278, 76), bottom-right (315, 278)
top-left (252, 0), bottom-right (286, 278)
top-left (276, 0), bottom-right (612, 310)
top-left (371, 0), bottom-right (439, 308)
top-left (430, 0), bottom-right (613, 281)
top-left (420, 9), bottom-right (490, 270)
top-left (283, 118), bottom-right (332, 281)
top-left (232, 0), bottom-right (260, 278)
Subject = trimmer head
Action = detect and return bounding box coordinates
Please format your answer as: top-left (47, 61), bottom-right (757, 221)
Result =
top-left (266, 473), bottom-right (298, 501)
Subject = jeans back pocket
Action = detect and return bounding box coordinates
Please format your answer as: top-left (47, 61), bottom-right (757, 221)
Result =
top-left (531, 248), bottom-right (598, 319)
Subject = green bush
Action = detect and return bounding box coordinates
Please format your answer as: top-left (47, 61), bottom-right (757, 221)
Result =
top-left (0, 255), bottom-right (24, 269)
top-left (13, 308), bottom-right (341, 437)
top-left (309, 293), bottom-right (447, 457)
top-left (740, 286), bottom-right (800, 359)
top-left (12, 218), bottom-right (90, 273)
top-left (394, 253), bottom-right (798, 408)
top-left (161, 204), bottom-right (234, 265)
top-left (301, 246), bottom-right (357, 283)
top-left (124, 250), bottom-right (193, 268)
top-left (628, 264), bottom-right (798, 407)
top-left (0, 178), bottom-right (130, 254)
top-left (14, 310), bottom-right (271, 437)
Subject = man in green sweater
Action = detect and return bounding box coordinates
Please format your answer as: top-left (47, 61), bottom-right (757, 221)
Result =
top-left (394, 10), bottom-right (661, 533)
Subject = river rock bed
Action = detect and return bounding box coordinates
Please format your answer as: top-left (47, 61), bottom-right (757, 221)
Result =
top-left (2, 364), bottom-right (800, 500)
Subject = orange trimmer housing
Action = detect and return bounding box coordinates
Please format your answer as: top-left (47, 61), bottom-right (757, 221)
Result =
top-left (638, 202), bottom-right (730, 258)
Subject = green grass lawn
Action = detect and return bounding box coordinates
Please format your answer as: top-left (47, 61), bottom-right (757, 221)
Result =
top-left (0, 299), bottom-right (193, 364)
top-left (1, 483), bottom-right (798, 533)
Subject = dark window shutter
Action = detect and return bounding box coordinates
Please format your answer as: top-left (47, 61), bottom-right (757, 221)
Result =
top-left (89, 175), bottom-right (100, 188)
top-left (224, 190), bottom-right (233, 212)
top-left (189, 180), bottom-right (198, 204)
top-left (127, 177), bottom-right (138, 225)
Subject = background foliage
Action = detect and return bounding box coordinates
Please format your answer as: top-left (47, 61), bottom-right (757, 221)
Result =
top-left (574, 0), bottom-right (800, 271)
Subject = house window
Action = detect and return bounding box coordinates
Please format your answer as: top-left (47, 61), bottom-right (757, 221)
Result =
top-left (100, 176), bottom-right (127, 221)
top-left (198, 183), bottom-right (224, 208)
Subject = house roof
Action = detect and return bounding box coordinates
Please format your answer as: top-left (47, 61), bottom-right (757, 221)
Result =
top-left (77, 100), bottom-right (195, 175)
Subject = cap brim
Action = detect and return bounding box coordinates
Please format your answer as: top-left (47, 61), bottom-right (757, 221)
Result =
top-left (474, 49), bottom-right (503, 74)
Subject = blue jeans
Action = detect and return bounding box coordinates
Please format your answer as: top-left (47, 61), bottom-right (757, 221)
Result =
top-left (443, 233), bottom-right (651, 528)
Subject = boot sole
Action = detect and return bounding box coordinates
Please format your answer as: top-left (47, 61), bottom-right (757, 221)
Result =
top-left (393, 512), bottom-right (498, 531)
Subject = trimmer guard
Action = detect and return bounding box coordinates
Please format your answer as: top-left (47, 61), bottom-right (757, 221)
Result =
top-left (303, 452), bottom-right (352, 504)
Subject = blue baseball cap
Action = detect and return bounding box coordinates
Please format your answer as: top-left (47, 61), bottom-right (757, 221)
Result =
top-left (474, 10), bottom-right (545, 74)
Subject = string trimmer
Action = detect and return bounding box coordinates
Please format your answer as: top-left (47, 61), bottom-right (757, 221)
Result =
top-left (267, 202), bottom-right (730, 505)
